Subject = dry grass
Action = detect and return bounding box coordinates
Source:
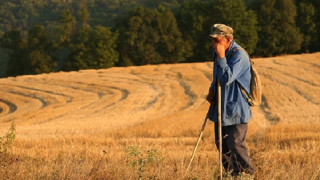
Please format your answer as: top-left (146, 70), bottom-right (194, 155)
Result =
top-left (0, 52), bottom-right (320, 179)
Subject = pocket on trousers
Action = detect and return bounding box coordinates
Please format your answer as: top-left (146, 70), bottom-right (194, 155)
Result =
top-left (226, 101), bottom-right (241, 119)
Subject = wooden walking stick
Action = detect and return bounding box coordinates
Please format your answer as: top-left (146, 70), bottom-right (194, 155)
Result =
top-left (184, 80), bottom-right (222, 178)
top-left (184, 104), bottom-right (212, 175)
top-left (217, 79), bottom-right (223, 180)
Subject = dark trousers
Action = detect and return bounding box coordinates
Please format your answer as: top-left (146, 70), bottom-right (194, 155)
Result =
top-left (214, 123), bottom-right (255, 175)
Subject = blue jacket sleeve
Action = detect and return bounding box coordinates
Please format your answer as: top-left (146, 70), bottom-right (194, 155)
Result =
top-left (215, 52), bottom-right (245, 85)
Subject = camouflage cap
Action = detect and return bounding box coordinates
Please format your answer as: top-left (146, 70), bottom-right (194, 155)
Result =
top-left (209, 24), bottom-right (233, 38)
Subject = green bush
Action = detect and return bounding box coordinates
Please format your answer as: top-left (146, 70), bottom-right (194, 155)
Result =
top-left (125, 145), bottom-right (163, 180)
top-left (0, 121), bottom-right (16, 153)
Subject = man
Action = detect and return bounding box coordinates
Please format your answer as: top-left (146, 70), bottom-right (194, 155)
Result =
top-left (206, 24), bottom-right (255, 176)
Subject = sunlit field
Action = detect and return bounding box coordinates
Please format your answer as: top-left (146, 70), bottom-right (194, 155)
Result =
top-left (1, 52), bottom-right (320, 179)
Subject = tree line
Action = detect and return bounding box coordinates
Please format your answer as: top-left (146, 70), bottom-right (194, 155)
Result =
top-left (0, 0), bottom-right (319, 77)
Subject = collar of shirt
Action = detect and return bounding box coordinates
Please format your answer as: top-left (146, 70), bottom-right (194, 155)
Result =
top-left (225, 40), bottom-right (235, 59)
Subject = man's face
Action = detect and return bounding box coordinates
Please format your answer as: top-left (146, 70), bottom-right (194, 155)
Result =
top-left (210, 36), bottom-right (229, 50)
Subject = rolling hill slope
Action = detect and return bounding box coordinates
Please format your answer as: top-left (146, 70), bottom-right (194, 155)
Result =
top-left (0, 52), bottom-right (319, 179)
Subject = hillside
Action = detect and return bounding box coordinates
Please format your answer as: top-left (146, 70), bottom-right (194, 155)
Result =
top-left (0, 52), bottom-right (320, 179)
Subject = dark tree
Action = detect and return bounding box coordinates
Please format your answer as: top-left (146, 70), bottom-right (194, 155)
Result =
top-left (118, 6), bottom-right (191, 66)
top-left (177, 0), bottom-right (258, 61)
top-left (25, 25), bottom-right (57, 74)
top-left (253, 0), bottom-right (303, 56)
top-left (1, 30), bottom-right (27, 77)
top-left (296, 1), bottom-right (317, 52)
top-left (63, 7), bottom-right (119, 71)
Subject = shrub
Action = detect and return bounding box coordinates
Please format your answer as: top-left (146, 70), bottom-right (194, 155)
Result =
top-left (0, 121), bottom-right (16, 153)
top-left (125, 145), bottom-right (163, 179)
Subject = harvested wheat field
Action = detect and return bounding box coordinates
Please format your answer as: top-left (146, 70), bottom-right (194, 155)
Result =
top-left (0, 52), bottom-right (320, 179)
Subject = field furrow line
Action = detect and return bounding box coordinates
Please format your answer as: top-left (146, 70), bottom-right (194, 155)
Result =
top-left (270, 57), bottom-right (320, 76)
top-left (258, 66), bottom-right (320, 87)
top-left (24, 79), bottom-right (114, 109)
top-left (258, 71), bottom-right (319, 105)
top-left (0, 98), bottom-right (17, 115)
top-left (0, 78), bottom-right (108, 123)
top-left (24, 78), bottom-right (104, 99)
top-left (191, 64), bottom-right (213, 82)
top-left (0, 83), bottom-right (74, 103)
top-left (0, 90), bottom-right (43, 123)
top-left (293, 57), bottom-right (320, 69)
top-left (259, 94), bottom-right (280, 124)
top-left (167, 67), bottom-right (197, 110)
top-left (98, 86), bottom-right (128, 105)
top-left (129, 69), bottom-right (163, 111)
top-left (5, 90), bottom-right (49, 108)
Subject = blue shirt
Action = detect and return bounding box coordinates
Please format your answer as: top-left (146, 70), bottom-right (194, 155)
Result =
top-left (208, 41), bottom-right (252, 126)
